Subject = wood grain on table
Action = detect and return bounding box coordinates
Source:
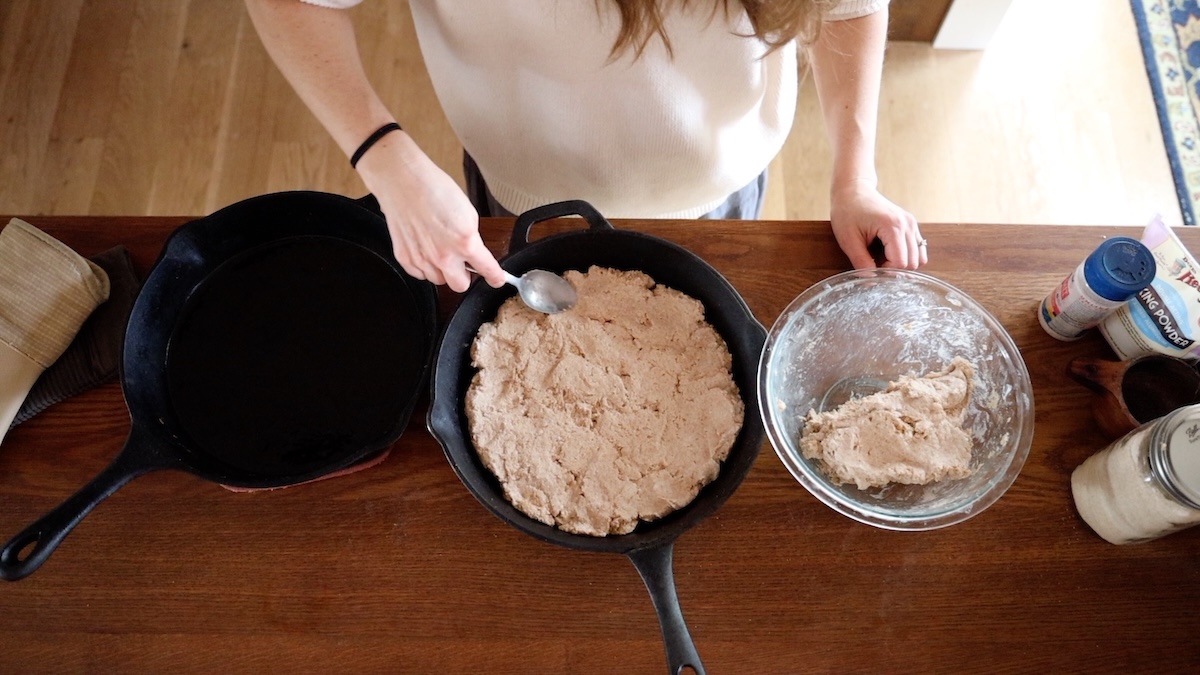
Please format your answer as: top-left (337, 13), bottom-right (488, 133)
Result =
top-left (1, 216), bottom-right (1197, 674)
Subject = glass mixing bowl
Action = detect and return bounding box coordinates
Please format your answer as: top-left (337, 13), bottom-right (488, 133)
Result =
top-left (758, 269), bottom-right (1034, 530)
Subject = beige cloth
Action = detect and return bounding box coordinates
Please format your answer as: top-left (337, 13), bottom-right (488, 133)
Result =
top-left (0, 218), bottom-right (110, 443)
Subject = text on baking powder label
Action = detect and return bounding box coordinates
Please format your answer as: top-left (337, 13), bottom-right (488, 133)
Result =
top-left (1134, 285), bottom-right (1196, 349)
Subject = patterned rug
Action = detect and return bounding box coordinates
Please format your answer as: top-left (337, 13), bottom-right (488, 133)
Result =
top-left (1133, 0), bottom-right (1200, 225)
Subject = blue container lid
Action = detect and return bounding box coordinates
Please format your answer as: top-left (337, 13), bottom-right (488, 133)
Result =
top-left (1083, 236), bottom-right (1156, 302)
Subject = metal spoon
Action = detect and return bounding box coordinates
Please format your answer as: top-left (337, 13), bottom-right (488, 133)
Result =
top-left (467, 266), bottom-right (578, 314)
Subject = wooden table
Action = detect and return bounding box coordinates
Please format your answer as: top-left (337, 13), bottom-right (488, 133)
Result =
top-left (1, 215), bottom-right (1197, 674)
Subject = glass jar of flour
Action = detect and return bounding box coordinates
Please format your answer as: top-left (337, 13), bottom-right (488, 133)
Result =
top-left (1071, 404), bottom-right (1200, 544)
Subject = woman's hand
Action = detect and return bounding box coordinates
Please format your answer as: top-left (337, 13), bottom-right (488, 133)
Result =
top-left (354, 131), bottom-right (506, 292)
top-left (830, 182), bottom-right (926, 270)
top-left (808, 8), bottom-right (924, 270)
top-left (244, 0), bottom-right (506, 292)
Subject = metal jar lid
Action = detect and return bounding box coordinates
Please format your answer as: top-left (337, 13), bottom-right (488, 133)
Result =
top-left (1149, 404), bottom-right (1200, 509)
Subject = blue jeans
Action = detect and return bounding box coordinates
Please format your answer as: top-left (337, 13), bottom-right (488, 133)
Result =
top-left (463, 152), bottom-right (767, 220)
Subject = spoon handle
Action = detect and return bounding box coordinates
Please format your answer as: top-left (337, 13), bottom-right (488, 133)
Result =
top-left (464, 265), bottom-right (519, 288)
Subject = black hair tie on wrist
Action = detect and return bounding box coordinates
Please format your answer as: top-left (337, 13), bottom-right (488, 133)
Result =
top-left (349, 122), bottom-right (403, 169)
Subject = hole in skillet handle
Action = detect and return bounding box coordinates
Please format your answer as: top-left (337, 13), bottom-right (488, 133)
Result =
top-left (509, 200), bottom-right (615, 255)
top-left (0, 427), bottom-right (171, 581)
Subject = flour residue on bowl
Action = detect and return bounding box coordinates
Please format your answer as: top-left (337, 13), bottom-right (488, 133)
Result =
top-left (768, 278), bottom-right (1001, 445)
top-left (759, 269), bottom-right (1034, 527)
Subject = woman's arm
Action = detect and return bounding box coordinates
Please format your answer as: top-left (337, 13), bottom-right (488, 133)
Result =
top-left (808, 6), bottom-right (926, 270)
top-left (243, 0), bottom-right (504, 291)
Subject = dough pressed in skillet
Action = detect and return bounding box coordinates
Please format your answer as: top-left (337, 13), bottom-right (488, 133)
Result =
top-left (465, 266), bottom-right (743, 536)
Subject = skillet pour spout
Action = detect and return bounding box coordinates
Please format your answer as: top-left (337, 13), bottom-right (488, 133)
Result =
top-left (428, 200), bottom-right (766, 675)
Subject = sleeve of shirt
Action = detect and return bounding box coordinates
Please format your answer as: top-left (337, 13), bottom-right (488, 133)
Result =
top-left (826, 0), bottom-right (889, 22)
top-left (299, 0), bottom-right (363, 8)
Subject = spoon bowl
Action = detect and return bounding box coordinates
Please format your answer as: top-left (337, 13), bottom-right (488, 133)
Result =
top-left (506, 269), bottom-right (577, 314)
top-left (468, 266), bottom-right (577, 314)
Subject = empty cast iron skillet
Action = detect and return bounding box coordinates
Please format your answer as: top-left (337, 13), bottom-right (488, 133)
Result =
top-left (428, 200), bottom-right (767, 675)
top-left (1, 191), bottom-right (437, 581)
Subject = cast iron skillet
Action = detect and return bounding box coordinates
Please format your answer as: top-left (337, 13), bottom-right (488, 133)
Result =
top-left (428, 200), bottom-right (766, 675)
top-left (1, 191), bottom-right (437, 581)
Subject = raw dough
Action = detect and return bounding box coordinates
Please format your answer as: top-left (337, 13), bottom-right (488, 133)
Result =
top-left (799, 358), bottom-right (976, 490)
top-left (465, 266), bottom-right (743, 536)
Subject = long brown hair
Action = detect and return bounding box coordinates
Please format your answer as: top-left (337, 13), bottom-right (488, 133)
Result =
top-left (607, 0), bottom-right (840, 57)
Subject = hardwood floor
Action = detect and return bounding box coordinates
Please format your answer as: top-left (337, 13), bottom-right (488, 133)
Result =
top-left (0, 0), bottom-right (1182, 228)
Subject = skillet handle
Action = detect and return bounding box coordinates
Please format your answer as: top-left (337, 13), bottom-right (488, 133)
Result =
top-left (354, 193), bottom-right (383, 216)
top-left (0, 426), bottom-right (171, 581)
top-left (509, 200), bottom-right (614, 254)
top-left (627, 542), bottom-right (705, 675)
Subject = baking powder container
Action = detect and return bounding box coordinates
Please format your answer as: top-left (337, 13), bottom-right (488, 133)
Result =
top-left (1039, 237), bottom-right (1156, 341)
top-left (1071, 403), bottom-right (1200, 544)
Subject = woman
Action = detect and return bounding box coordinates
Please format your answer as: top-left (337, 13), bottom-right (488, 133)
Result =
top-left (244, 0), bottom-right (926, 291)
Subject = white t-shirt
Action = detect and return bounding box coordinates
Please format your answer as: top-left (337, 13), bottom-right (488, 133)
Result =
top-left (303, 0), bottom-right (887, 218)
